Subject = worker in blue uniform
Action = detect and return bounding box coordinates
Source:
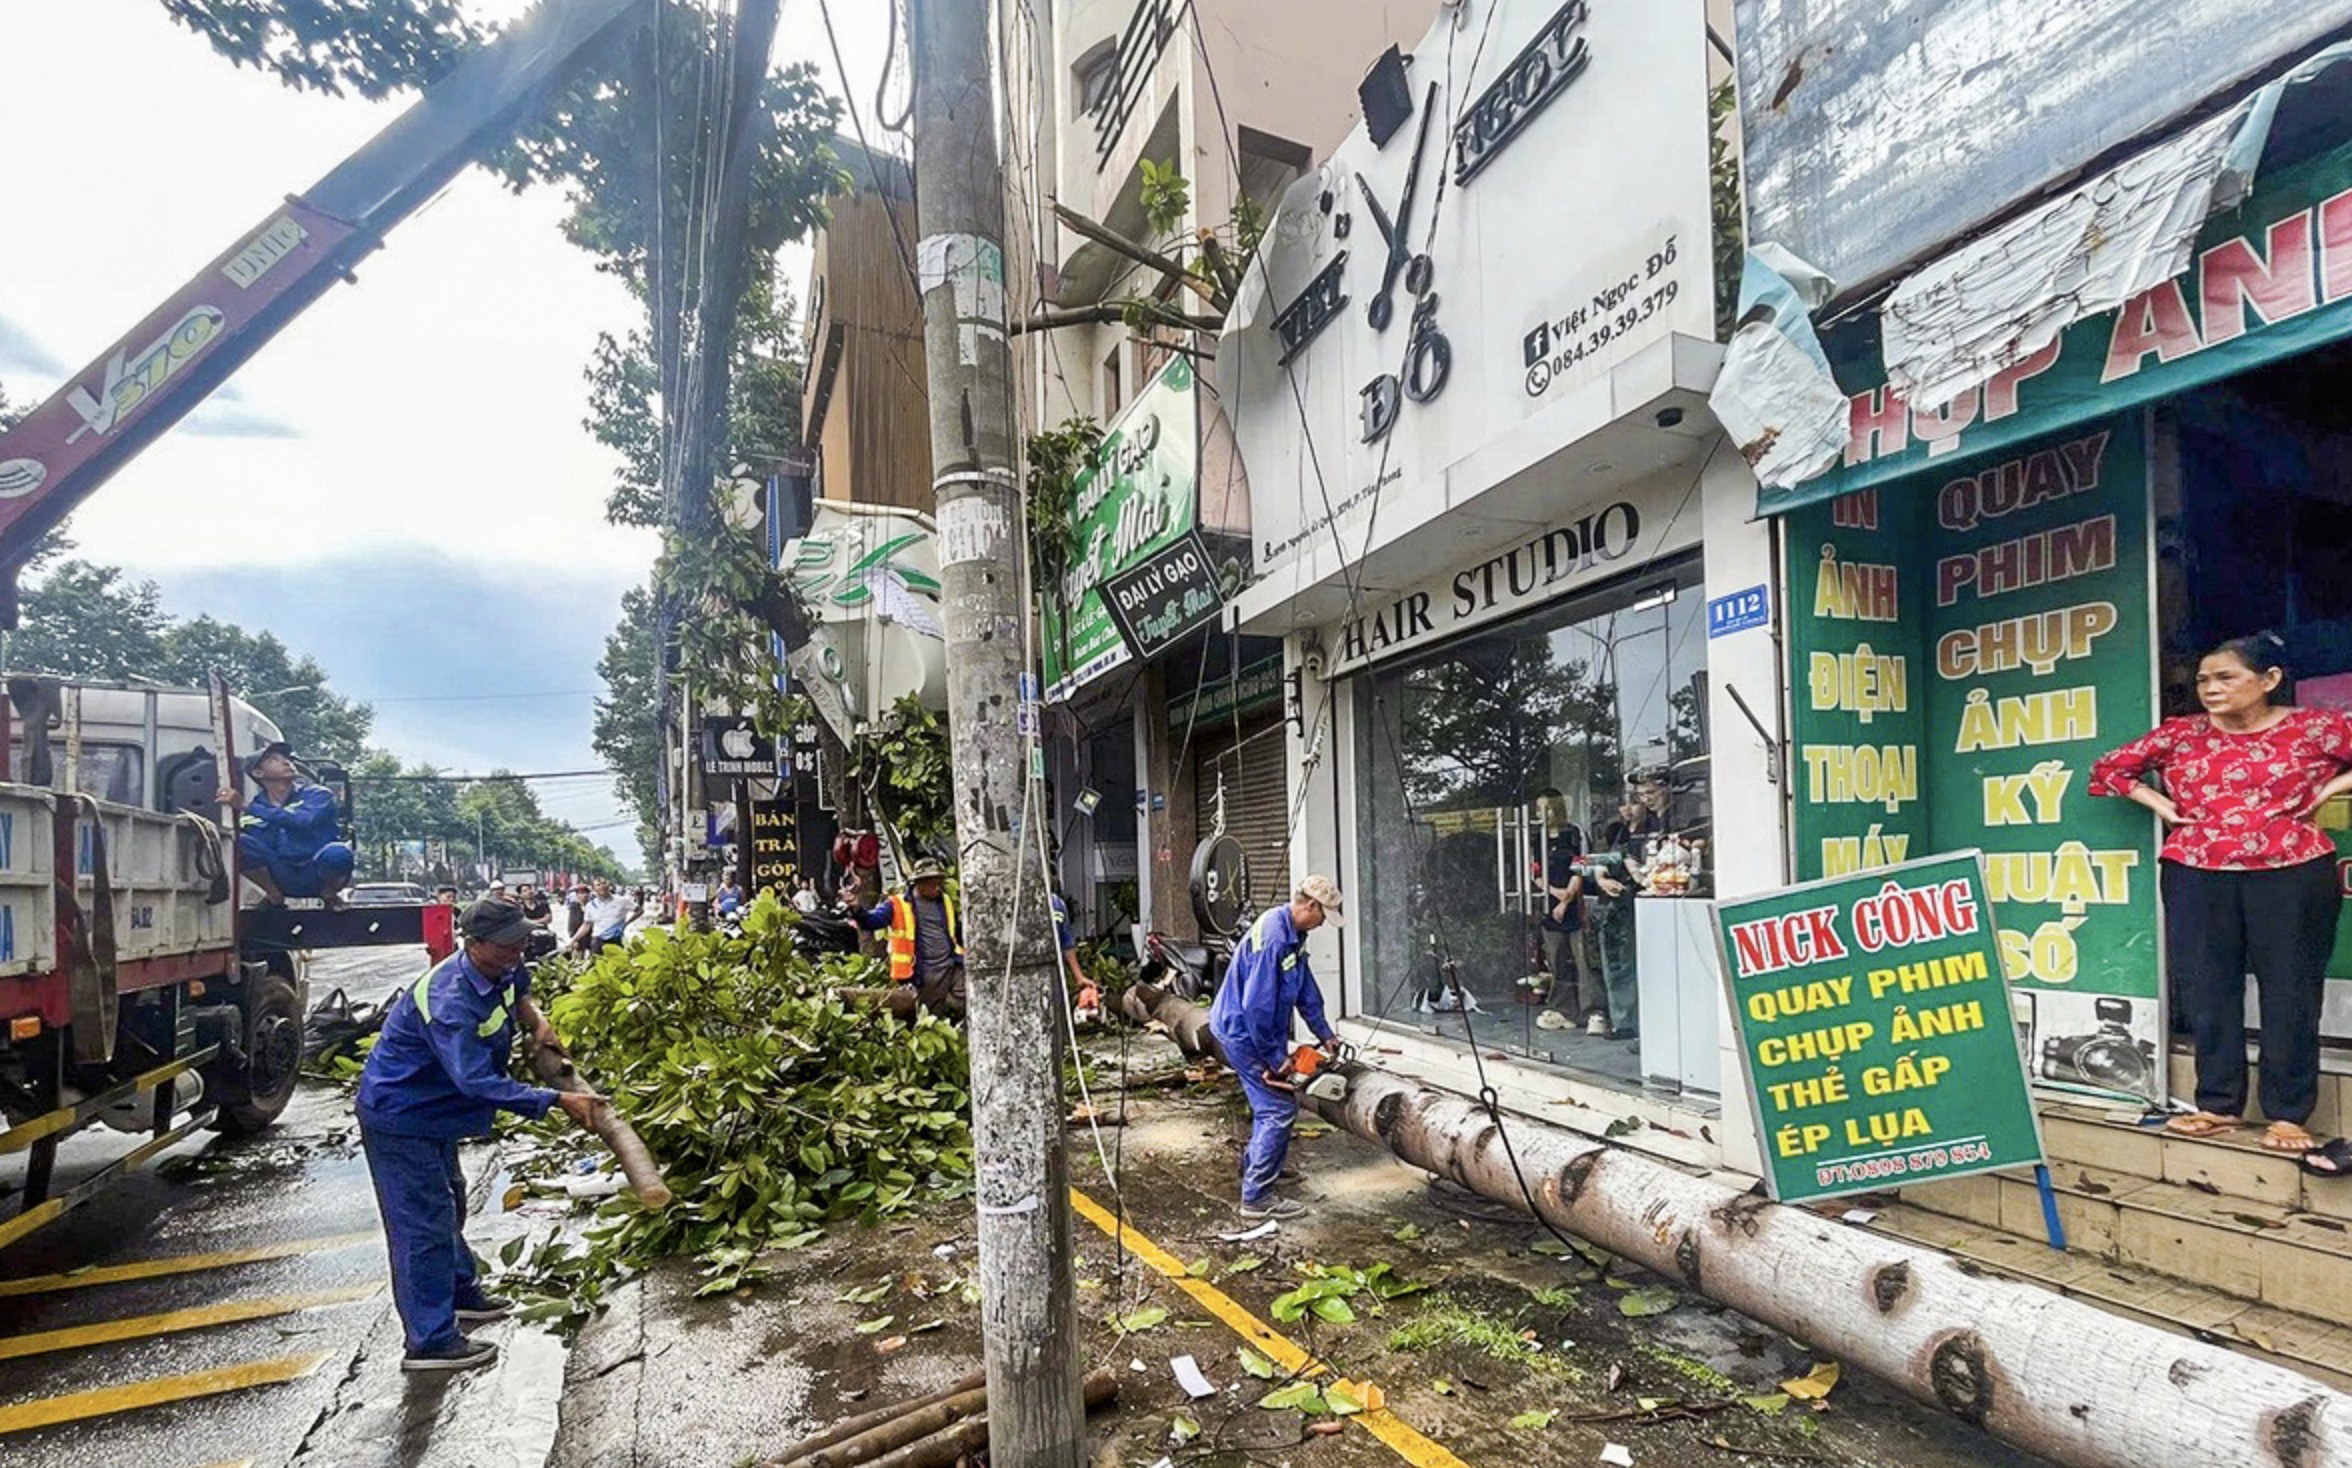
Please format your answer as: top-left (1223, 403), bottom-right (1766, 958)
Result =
top-left (221, 741), bottom-right (355, 906)
top-left (358, 899), bottom-right (599, 1372)
top-left (1209, 874), bottom-right (1344, 1222)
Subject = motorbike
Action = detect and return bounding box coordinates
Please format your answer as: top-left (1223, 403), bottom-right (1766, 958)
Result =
top-left (1136, 928), bottom-right (1230, 1001)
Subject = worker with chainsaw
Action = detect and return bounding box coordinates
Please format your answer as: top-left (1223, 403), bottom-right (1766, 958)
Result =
top-left (857, 858), bottom-right (966, 1016)
top-left (358, 898), bottom-right (600, 1373)
top-left (1210, 875), bottom-right (1344, 1221)
top-left (219, 741), bottom-right (354, 907)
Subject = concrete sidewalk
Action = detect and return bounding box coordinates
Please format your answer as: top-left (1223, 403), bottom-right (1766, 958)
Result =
top-left (549, 1037), bottom-right (2050, 1468)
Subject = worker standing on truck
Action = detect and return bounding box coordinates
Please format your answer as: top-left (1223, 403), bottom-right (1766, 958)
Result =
top-left (358, 899), bottom-right (599, 1372)
top-left (219, 741), bottom-right (354, 907)
top-left (1210, 876), bottom-right (1344, 1222)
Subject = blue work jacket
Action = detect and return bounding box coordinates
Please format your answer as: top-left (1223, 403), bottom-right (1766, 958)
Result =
top-left (243, 783), bottom-right (340, 861)
top-left (358, 952), bottom-right (557, 1139)
top-left (1209, 903), bottom-right (1334, 1075)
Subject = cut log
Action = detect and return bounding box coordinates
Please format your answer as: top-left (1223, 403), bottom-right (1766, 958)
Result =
top-left (1118, 981), bottom-right (1225, 1067)
top-left (769, 1372), bottom-right (986, 1465)
top-left (785, 1387), bottom-right (987, 1468)
top-left (522, 1034), bottom-right (673, 1209)
top-left (809, 1369), bottom-right (1119, 1468)
top-left (1310, 1063), bottom-right (2352, 1468)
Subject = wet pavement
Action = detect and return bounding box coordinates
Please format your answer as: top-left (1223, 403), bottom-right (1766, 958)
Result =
top-left (0, 949), bottom-right (570, 1468)
top-left (553, 1033), bottom-right (2052, 1468)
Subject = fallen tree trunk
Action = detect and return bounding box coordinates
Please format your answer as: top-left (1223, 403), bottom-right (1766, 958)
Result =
top-left (1118, 980), bottom-right (1225, 1066)
top-left (1124, 988), bottom-right (2352, 1466)
top-left (1314, 1063), bottom-right (2352, 1468)
top-left (770, 1372), bottom-right (986, 1465)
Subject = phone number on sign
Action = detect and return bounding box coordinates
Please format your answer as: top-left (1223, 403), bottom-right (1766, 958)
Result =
top-left (1814, 1138), bottom-right (1993, 1190)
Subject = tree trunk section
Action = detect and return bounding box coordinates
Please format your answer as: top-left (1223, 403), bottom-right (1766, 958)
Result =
top-left (1310, 1064), bottom-right (2352, 1468)
top-left (1119, 980), bottom-right (1225, 1065)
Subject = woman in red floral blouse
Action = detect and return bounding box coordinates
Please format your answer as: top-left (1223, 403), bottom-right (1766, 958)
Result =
top-left (2092, 633), bottom-right (2352, 1154)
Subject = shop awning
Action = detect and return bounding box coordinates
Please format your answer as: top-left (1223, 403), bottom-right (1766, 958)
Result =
top-left (1737, 42), bottom-right (2352, 516)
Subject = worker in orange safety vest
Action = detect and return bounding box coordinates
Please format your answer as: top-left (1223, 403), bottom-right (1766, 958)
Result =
top-left (856, 858), bottom-right (965, 1016)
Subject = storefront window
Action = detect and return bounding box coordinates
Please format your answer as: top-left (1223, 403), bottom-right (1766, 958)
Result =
top-left (1350, 554), bottom-right (1717, 1094)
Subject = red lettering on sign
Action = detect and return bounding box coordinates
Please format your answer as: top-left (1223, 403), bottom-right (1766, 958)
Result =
top-left (2202, 213), bottom-right (2316, 346)
top-left (2102, 280), bottom-right (2203, 383)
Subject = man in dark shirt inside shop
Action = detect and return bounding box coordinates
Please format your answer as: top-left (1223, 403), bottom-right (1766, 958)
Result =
top-left (856, 859), bottom-right (967, 1017)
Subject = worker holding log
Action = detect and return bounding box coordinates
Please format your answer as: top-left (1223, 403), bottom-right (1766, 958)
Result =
top-left (1209, 875), bottom-right (1344, 1221)
top-left (358, 898), bottom-right (600, 1373)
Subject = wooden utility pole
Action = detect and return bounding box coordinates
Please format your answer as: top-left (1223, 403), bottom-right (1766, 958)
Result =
top-left (908, 2), bottom-right (1084, 1466)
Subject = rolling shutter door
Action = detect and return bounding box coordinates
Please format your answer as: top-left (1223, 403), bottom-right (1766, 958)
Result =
top-left (1194, 716), bottom-right (1291, 921)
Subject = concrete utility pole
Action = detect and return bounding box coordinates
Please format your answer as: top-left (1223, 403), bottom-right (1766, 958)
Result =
top-left (908, 2), bottom-right (1084, 1466)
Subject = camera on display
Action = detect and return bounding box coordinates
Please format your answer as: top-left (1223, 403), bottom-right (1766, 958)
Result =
top-left (2037, 995), bottom-right (2156, 1095)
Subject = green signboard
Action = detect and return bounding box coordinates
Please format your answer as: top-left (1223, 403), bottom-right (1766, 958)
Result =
top-left (1786, 413), bottom-right (2162, 1102)
top-left (1718, 852), bottom-right (2045, 1203)
top-left (1765, 136), bottom-right (2352, 514)
top-left (1042, 355), bottom-right (1199, 699)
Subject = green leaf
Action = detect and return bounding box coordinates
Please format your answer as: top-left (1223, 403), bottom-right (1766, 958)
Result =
top-left (1743, 1393), bottom-right (1791, 1416)
top-left (1324, 1384), bottom-right (1365, 1416)
top-left (1237, 1347), bottom-right (1277, 1379)
top-left (854, 1316), bottom-right (894, 1334)
top-left (1185, 1257), bottom-right (1213, 1278)
top-left (1529, 1238), bottom-right (1573, 1257)
top-left (837, 1281), bottom-right (892, 1304)
top-left (1169, 1414), bottom-right (1200, 1444)
top-left (1310, 1295), bottom-right (1357, 1324)
top-left (1431, 1378), bottom-right (1454, 1396)
top-left (1391, 1222), bottom-right (1422, 1241)
top-left (1618, 1285), bottom-right (1679, 1317)
top-left (1224, 1255), bottom-right (1266, 1275)
top-left (1116, 1306), bottom-right (1169, 1332)
top-left (1507, 1409), bottom-right (1555, 1430)
top-left (1258, 1382), bottom-right (1325, 1413)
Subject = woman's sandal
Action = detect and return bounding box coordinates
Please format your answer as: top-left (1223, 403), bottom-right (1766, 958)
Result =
top-left (2166, 1111), bottom-right (2242, 1138)
top-left (2261, 1121), bottom-right (2319, 1153)
top-left (2301, 1138), bottom-right (2352, 1179)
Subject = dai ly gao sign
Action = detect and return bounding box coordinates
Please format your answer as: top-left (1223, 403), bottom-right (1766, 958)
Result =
top-left (1717, 852), bottom-right (2043, 1203)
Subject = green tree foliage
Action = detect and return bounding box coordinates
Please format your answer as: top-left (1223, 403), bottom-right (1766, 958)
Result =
top-left (510, 899), bottom-right (967, 1314)
top-left (846, 694), bottom-right (954, 858)
top-left (5, 561), bottom-right (171, 682)
top-left (346, 754), bottom-right (627, 884)
top-left (593, 582), bottom-right (664, 871)
top-left (159, 0), bottom-right (477, 98)
top-left (156, 616), bottom-right (374, 761)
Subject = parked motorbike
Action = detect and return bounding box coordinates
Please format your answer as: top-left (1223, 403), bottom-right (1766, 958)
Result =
top-left (1136, 929), bottom-right (1229, 1001)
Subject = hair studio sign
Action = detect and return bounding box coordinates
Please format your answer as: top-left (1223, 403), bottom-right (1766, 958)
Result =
top-left (1323, 469), bottom-right (1700, 679)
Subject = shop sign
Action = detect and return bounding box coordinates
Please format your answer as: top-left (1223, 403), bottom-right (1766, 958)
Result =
top-left (699, 716), bottom-right (776, 778)
top-left (1042, 355), bottom-right (1200, 699)
top-left (1323, 472), bottom-right (1696, 679)
top-left (1717, 851), bottom-right (2045, 1203)
top-left (1167, 655), bottom-right (1283, 732)
top-left (1785, 413), bottom-right (2163, 1103)
top-left (1101, 530), bottom-right (1223, 664)
top-left (1770, 137), bottom-right (2352, 513)
top-left (747, 799), bottom-right (797, 897)
top-left (1228, 0), bottom-right (1711, 582)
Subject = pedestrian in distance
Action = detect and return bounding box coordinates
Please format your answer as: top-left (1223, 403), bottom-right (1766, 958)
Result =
top-left (356, 899), bottom-right (601, 1372)
top-left (579, 877), bottom-right (633, 954)
top-left (2092, 631), bottom-right (2352, 1164)
top-left (856, 858), bottom-right (966, 1017)
top-left (218, 741), bottom-right (355, 908)
top-left (561, 882), bottom-right (591, 955)
top-left (1209, 875), bottom-right (1344, 1221)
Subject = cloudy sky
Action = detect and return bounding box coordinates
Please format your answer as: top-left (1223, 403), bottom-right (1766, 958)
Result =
top-left (0, 0), bottom-right (892, 856)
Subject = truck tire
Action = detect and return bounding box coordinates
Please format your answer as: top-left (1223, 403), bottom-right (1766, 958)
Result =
top-left (214, 973), bottom-right (304, 1135)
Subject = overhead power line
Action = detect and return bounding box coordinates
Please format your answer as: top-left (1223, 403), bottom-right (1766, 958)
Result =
top-left (350, 768), bottom-right (616, 783)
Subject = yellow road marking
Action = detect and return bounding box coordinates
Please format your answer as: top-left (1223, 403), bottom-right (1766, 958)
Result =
top-left (1069, 1186), bottom-right (1474, 1468)
top-left (0, 1350), bottom-right (330, 1435)
top-left (0, 1283), bottom-right (381, 1361)
top-left (0, 1229), bottom-right (378, 1297)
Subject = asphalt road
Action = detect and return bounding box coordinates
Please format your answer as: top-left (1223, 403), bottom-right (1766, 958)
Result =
top-left (0, 948), bottom-right (566, 1468)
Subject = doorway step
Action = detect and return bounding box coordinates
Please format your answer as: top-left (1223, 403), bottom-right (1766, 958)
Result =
top-left (1855, 1053), bottom-right (2352, 1391)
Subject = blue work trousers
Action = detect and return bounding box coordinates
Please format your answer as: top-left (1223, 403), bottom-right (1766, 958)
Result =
top-left (361, 1125), bottom-right (487, 1355)
top-left (1231, 1055), bottom-right (1298, 1206)
top-left (238, 836), bottom-right (356, 898)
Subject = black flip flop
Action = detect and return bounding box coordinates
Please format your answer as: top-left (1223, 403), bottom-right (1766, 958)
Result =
top-left (2300, 1137), bottom-right (2352, 1179)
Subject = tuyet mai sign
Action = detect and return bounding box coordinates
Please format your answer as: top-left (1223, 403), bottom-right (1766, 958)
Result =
top-left (1225, 0), bottom-right (1712, 582)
